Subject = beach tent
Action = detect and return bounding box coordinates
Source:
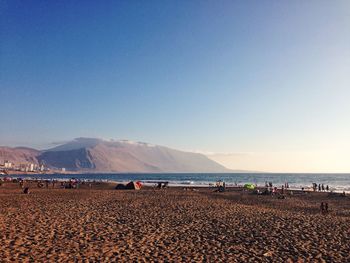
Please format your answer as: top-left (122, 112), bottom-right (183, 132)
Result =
top-left (115, 184), bottom-right (126, 190)
top-left (244, 183), bottom-right (255, 190)
top-left (125, 181), bottom-right (142, 190)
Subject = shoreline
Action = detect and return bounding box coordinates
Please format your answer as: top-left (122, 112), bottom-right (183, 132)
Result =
top-left (2, 173), bottom-right (349, 194)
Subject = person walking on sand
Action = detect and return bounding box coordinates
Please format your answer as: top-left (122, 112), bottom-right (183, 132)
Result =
top-left (326, 185), bottom-right (329, 191)
top-left (320, 202), bottom-right (325, 213)
top-left (325, 203), bottom-right (329, 213)
top-left (23, 187), bottom-right (30, 194)
top-left (318, 184), bottom-right (321, 192)
top-left (321, 184), bottom-right (325, 191)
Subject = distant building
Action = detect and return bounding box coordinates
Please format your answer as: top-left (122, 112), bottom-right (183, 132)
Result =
top-left (61, 168), bottom-right (66, 172)
top-left (40, 164), bottom-right (45, 172)
top-left (29, 163), bottom-right (34, 172)
top-left (4, 161), bottom-right (13, 169)
top-left (20, 164), bottom-right (26, 172)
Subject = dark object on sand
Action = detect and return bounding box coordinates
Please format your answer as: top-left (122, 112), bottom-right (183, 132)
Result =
top-left (214, 181), bottom-right (226, 192)
top-left (328, 191), bottom-right (346, 198)
top-left (157, 182), bottom-right (169, 189)
top-left (23, 187), bottom-right (30, 194)
top-left (116, 181), bottom-right (142, 190)
top-left (65, 182), bottom-right (76, 189)
top-left (115, 184), bottom-right (126, 190)
top-left (321, 202), bottom-right (329, 214)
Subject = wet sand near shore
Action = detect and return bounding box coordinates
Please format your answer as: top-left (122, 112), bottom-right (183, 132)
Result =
top-left (0, 182), bottom-right (349, 262)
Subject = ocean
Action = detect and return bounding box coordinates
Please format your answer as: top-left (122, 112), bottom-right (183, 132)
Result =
top-left (12, 173), bottom-right (350, 193)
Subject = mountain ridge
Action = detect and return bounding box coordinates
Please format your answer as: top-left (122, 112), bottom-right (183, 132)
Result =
top-left (0, 138), bottom-right (233, 173)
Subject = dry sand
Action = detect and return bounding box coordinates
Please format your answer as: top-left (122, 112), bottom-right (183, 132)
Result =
top-left (0, 182), bottom-right (349, 262)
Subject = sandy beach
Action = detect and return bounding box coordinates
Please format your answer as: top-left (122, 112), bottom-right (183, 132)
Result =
top-left (0, 182), bottom-right (349, 262)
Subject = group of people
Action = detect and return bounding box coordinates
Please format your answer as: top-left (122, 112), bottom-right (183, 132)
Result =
top-left (261, 182), bottom-right (290, 195)
top-left (259, 186), bottom-right (280, 196)
top-left (17, 178), bottom-right (94, 193)
top-left (312, 183), bottom-right (329, 192)
top-left (265, 181), bottom-right (274, 188)
top-left (18, 179), bottom-right (57, 190)
top-left (0, 177), bottom-right (106, 194)
top-left (156, 182), bottom-right (169, 189)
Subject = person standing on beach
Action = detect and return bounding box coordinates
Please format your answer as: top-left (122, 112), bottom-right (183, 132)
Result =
top-left (318, 184), bottom-right (321, 191)
top-left (321, 184), bottom-right (325, 191)
top-left (326, 185), bottom-right (329, 191)
top-left (320, 202), bottom-right (324, 213)
top-left (23, 187), bottom-right (30, 194)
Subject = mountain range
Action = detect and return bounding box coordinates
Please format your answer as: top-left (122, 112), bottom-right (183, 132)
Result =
top-left (0, 138), bottom-right (231, 173)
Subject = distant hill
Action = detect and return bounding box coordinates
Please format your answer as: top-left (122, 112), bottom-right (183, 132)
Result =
top-left (0, 138), bottom-right (232, 173)
top-left (0, 147), bottom-right (39, 165)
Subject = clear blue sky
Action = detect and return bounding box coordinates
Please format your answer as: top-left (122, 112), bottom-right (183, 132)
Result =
top-left (1, 1), bottom-right (350, 171)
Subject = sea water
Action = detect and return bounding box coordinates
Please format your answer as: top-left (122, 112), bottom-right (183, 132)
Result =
top-left (13, 173), bottom-right (350, 193)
